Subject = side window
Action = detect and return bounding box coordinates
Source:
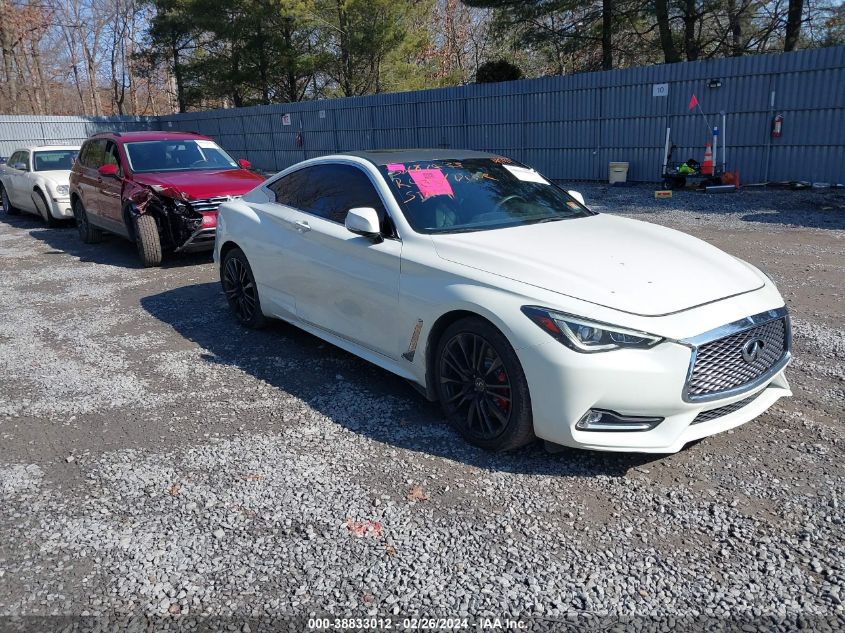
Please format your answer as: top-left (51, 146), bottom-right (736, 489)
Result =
top-left (19, 151), bottom-right (30, 171)
top-left (83, 140), bottom-right (108, 169)
top-left (270, 164), bottom-right (395, 236)
top-left (268, 168), bottom-right (310, 209)
top-left (8, 152), bottom-right (21, 167)
top-left (76, 144), bottom-right (90, 167)
top-left (104, 141), bottom-right (122, 175)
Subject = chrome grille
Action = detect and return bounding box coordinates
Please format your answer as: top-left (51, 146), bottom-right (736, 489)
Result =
top-left (685, 313), bottom-right (790, 401)
top-left (692, 391), bottom-right (763, 425)
top-left (188, 195), bottom-right (238, 213)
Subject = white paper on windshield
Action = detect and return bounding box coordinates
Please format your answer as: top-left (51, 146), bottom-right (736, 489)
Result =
top-left (503, 164), bottom-right (549, 184)
top-left (196, 140), bottom-right (219, 149)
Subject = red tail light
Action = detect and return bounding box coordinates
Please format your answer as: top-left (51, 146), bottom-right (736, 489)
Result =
top-left (201, 212), bottom-right (217, 228)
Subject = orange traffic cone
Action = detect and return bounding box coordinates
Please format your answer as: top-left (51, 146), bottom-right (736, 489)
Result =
top-left (702, 143), bottom-right (714, 175)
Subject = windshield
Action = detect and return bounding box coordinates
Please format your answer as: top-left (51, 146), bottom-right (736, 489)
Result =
top-left (378, 158), bottom-right (593, 233)
top-left (124, 139), bottom-right (237, 173)
top-left (33, 150), bottom-right (77, 172)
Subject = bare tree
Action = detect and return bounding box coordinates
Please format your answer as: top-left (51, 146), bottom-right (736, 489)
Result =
top-left (784, 0), bottom-right (804, 49)
top-left (0, 0), bottom-right (21, 114)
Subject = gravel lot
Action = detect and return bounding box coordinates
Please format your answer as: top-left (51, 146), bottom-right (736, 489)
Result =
top-left (0, 184), bottom-right (843, 630)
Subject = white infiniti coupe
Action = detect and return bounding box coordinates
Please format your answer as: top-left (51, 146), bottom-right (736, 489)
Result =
top-left (213, 150), bottom-right (791, 453)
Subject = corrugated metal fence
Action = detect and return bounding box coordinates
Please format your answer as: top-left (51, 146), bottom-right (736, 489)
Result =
top-left (0, 116), bottom-right (158, 158)
top-left (2, 46), bottom-right (844, 183)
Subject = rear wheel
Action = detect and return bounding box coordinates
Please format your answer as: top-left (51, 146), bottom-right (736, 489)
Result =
top-left (34, 190), bottom-right (60, 227)
top-left (72, 198), bottom-right (102, 243)
top-left (1, 184), bottom-right (19, 215)
top-left (434, 317), bottom-right (534, 451)
top-left (133, 213), bottom-right (162, 267)
top-left (221, 247), bottom-right (266, 329)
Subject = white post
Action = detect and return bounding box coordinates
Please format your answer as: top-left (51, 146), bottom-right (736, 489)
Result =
top-left (721, 112), bottom-right (727, 172)
top-left (662, 127), bottom-right (671, 176)
top-left (712, 127), bottom-right (718, 175)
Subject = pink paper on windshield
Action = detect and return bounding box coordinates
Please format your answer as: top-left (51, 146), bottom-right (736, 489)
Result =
top-left (409, 169), bottom-right (453, 199)
top-left (386, 163), bottom-right (405, 173)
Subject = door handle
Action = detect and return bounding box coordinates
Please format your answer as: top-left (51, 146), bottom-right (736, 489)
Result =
top-left (294, 220), bottom-right (311, 232)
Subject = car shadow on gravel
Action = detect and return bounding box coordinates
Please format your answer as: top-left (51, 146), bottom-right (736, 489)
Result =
top-left (141, 281), bottom-right (664, 478)
top-left (0, 213), bottom-right (212, 269)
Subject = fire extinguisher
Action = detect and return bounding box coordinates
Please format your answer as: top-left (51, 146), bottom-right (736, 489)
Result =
top-left (771, 113), bottom-right (783, 138)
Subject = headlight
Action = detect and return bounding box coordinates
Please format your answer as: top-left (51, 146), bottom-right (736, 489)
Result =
top-left (55, 185), bottom-right (69, 196)
top-left (521, 306), bottom-right (663, 352)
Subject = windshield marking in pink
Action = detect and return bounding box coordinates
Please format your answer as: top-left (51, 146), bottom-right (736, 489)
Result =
top-left (409, 169), bottom-right (454, 199)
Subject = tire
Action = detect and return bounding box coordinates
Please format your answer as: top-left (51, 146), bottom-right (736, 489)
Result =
top-left (434, 317), bottom-right (534, 451)
top-left (1, 183), bottom-right (19, 215)
top-left (33, 189), bottom-right (60, 227)
top-left (133, 213), bottom-right (163, 267)
top-left (221, 247), bottom-right (266, 329)
top-left (72, 198), bottom-right (102, 243)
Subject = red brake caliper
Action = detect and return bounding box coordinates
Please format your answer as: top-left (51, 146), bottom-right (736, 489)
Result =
top-left (494, 369), bottom-right (510, 414)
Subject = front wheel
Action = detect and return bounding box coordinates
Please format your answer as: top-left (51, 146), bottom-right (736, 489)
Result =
top-left (221, 247), bottom-right (266, 329)
top-left (133, 213), bottom-right (162, 267)
top-left (434, 317), bottom-right (534, 451)
top-left (34, 190), bottom-right (60, 227)
top-left (1, 184), bottom-right (19, 215)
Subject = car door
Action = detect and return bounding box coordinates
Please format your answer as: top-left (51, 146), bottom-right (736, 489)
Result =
top-left (8, 151), bottom-right (32, 210)
top-left (95, 141), bottom-right (127, 233)
top-left (75, 140), bottom-right (109, 227)
top-left (281, 163), bottom-right (403, 359)
top-left (242, 168), bottom-right (315, 318)
top-left (3, 152), bottom-right (22, 206)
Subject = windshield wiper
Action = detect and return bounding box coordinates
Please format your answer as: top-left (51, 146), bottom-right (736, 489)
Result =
top-left (526, 216), bottom-right (566, 225)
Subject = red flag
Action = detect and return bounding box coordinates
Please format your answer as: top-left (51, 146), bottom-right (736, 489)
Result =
top-left (688, 94), bottom-right (699, 110)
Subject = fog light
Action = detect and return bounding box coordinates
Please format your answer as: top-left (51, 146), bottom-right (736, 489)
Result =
top-left (575, 409), bottom-right (663, 432)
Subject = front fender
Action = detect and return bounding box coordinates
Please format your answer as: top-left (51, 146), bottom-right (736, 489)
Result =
top-left (214, 199), bottom-right (262, 264)
top-left (396, 239), bottom-right (557, 390)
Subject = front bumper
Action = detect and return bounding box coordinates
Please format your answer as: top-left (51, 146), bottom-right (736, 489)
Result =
top-left (175, 226), bottom-right (216, 253)
top-left (519, 315), bottom-right (792, 454)
top-left (49, 196), bottom-right (73, 218)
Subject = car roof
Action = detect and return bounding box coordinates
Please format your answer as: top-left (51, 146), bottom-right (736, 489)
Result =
top-left (14, 145), bottom-right (81, 153)
top-left (344, 149), bottom-right (504, 166)
top-left (88, 131), bottom-right (211, 143)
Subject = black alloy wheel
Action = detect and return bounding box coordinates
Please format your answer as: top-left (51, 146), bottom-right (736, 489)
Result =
top-left (440, 332), bottom-right (512, 437)
top-left (221, 248), bottom-right (266, 329)
top-left (435, 317), bottom-right (533, 451)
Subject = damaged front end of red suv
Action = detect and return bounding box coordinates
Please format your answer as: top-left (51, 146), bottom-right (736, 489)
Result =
top-left (125, 182), bottom-right (225, 253)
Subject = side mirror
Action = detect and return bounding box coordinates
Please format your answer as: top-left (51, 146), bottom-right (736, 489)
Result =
top-left (567, 190), bottom-right (587, 207)
top-left (13, 162), bottom-right (26, 171)
top-left (98, 164), bottom-right (119, 178)
top-left (238, 159), bottom-right (252, 170)
top-left (345, 207), bottom-right (382, 242)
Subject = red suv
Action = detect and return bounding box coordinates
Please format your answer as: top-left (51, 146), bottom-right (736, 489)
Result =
top-left (69, 131), bottom-right (265, 266)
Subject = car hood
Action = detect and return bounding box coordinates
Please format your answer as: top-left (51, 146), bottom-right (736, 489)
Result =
top-left (429, 214), bottom-right (765, 317)
top-left (133, 169), bottom-right (265, 200)
top-left (38, 170), bottom-right (71, 188)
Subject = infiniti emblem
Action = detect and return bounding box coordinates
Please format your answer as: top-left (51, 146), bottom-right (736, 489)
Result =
top-left (741, 338), bottom-right (765, 363)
